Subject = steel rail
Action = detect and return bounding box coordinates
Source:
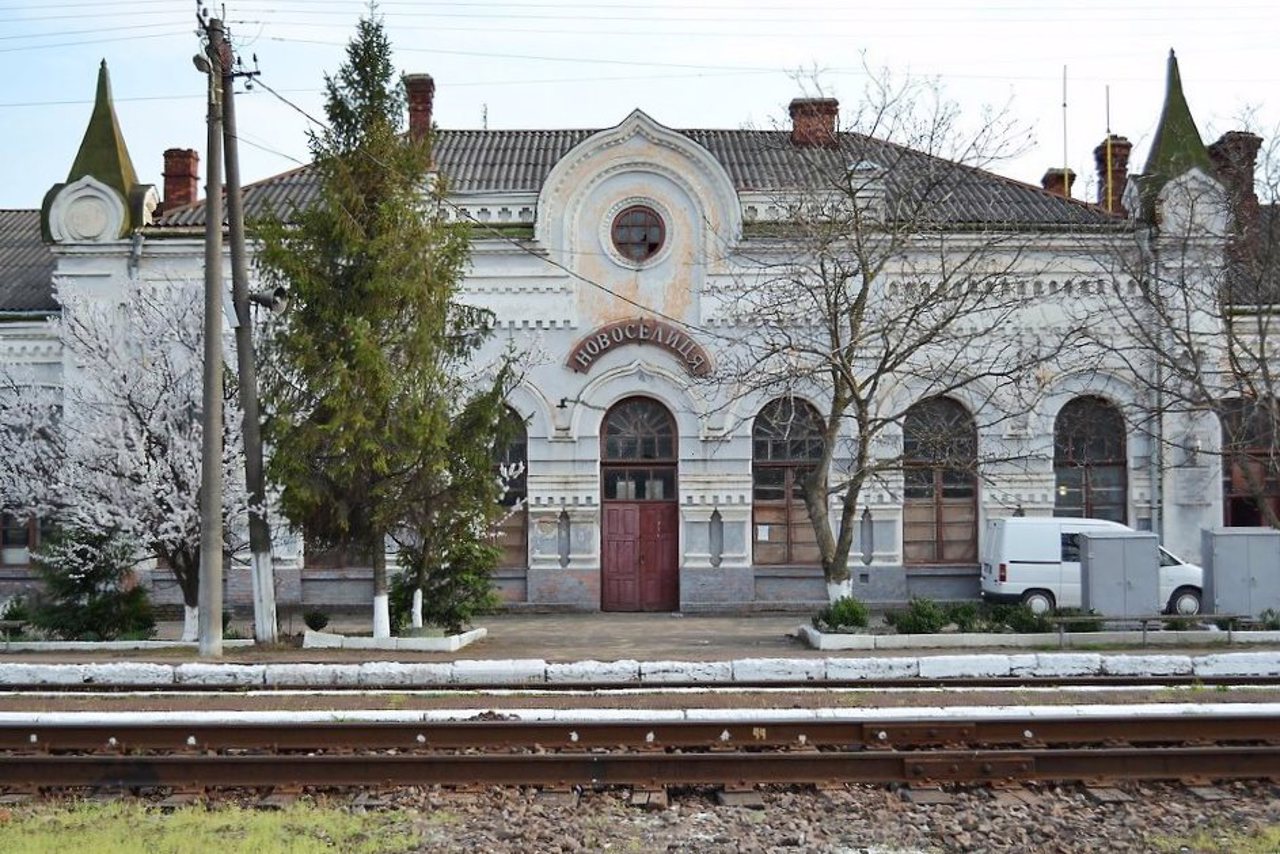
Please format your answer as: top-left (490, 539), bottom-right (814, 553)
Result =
top-left (2, 675), bottom-right (1279, 693)
top-left (4, 714), bottom-right (1280, 752)
top-left (1, 746), bottom-right (1278, 788)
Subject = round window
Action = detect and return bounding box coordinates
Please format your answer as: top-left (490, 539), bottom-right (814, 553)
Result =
top-left (610, 205), bottom-right (665, 263)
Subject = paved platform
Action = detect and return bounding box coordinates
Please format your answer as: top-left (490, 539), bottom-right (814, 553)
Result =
top-left (257, 612), bottom-right (815, 662)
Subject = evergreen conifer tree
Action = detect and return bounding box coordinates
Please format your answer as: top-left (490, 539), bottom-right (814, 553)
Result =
top-left (257, 11), bottom-right (512, 636)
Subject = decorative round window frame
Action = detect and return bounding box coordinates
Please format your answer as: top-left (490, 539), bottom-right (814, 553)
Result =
top-left (602, 198), bottom-right (672, 268)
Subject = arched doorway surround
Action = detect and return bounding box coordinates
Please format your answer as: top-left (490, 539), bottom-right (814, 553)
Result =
top-left (600, 396), bottom-right (680, 611)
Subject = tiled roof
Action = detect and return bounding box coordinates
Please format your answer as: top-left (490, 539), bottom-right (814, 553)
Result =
top-left (0, 210), bottom-right (56, 312)
top-left (156, 128), bottom-right (1119, 229)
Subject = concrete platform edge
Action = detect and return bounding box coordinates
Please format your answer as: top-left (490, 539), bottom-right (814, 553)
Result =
top-left (2, 650), bottom-right (1280, 686)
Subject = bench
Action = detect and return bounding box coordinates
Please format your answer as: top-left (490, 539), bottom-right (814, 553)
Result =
top-left (0, 619), bottom-right (26, 649)
top-left (1044, 613), bottom-right (1246, 647)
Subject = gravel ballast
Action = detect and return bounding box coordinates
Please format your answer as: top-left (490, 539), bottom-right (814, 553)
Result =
top-left (390, 781), bottom-right (1277, 853)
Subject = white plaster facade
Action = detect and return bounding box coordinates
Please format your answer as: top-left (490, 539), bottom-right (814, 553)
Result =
top-left (5, 72), bottom-right (1252, 614)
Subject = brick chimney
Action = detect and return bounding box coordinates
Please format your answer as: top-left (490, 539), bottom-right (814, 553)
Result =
top-left (1209, 131), bottom-right (1262, 221)
top-left (404, 73), bottom-right (435, 144)
top-left (1209, 130), bottom-right (1264, 268)
top-left (1040, 167), bottom-right (1076, 199)
top-left (161, 148), bottom-right (199, 211)
top-left (789, 98), bottom-right (839, 148)
top-left (1093, 134), bottom-right (1132, 215)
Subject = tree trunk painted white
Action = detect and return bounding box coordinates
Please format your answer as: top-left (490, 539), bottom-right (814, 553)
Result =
top-left (250, 550), bottom-right (277, 644)
top-left (372, 593), bottom-right (391, 639)
top-left (826, 579), bottom-right (853, 604)
top-left (182, 605), bottom-right (199, 642)
top-left (411, 587), bottom-right (423, 629)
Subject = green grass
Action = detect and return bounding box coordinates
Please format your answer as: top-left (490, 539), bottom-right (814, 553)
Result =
top-left (1151, 823), bottom-right (1280, 853)
top-left (0, 800), bottom-right (422, 854)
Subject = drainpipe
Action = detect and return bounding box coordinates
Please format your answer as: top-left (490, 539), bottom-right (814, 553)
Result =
top-left (1146, 231), bottom-right (1164, 540)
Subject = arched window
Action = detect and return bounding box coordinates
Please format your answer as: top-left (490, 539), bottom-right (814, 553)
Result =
top-left (752, 398), bottom-right (824, 565)
top-left (1221, 397), bottom-right (1280, 526)
top-left (601, 397), bottom-right (676, 500)
top-left (1054, 396), bottom-right (1127, 522)
top-left (494, 407), bottom-right (528, 568)
top-left (903, 397), bottom-right (978, 564)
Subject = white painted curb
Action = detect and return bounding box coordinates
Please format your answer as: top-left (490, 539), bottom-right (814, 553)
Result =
top-left (3, 650), bottom-right (1280, 687)
top-left (4, 702), bottom-right (1280, 727)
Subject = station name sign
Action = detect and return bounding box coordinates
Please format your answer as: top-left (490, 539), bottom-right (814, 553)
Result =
top-left (567, 317), bottom-right (712, 377)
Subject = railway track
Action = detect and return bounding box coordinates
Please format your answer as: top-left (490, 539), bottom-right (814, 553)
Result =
top-left (3, 674), bottom-right (1280, 693)
top-left (2, 712), bottom-right (1278, 790)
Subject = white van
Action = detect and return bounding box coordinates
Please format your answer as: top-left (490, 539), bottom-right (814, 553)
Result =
top-left (979, 517), bottom-right (1203, 615)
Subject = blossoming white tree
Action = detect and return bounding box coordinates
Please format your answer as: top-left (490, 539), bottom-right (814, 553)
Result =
top-left (0, 281), bottom-right (248, 640)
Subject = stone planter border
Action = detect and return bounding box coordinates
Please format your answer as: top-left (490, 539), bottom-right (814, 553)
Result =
top-left (798, 624), bottom-right (1280, 650)
top-left (301, 627), bottom-right (487, 652)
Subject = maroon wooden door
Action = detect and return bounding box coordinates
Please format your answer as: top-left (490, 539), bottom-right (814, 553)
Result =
top-left (600, 398), bottom-right (680, 612)
top-left (602, 502), bottom-right (678, 611)
top-left (603, 504), bottom-right (640, 610)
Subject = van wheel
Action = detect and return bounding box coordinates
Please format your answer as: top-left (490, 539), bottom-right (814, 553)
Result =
top-left (1167, 587), bottom-right (1202, 616)
top-left (1021, 590), bottom-right (1055, 615)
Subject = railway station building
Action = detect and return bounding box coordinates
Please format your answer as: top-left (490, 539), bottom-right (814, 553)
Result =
top-left (1, 54), bottom-right (1273, 613)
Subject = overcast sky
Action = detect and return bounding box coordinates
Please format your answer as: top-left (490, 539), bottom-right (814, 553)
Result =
top-left (1, 0), bottom-right (1276, 210)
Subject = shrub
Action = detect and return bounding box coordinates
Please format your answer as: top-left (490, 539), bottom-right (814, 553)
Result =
top-left (303, 610), bottom-right (330, 631)
top-left (944, 601), bottom-right (981, 633)
top-left (0, 594), bottom-right (30, 624)
top-left (30, 528), bottom-right (155, 641)
top-left (1257, 609), bottom-right (1280, 631)
top-left (812, 596), bottom-right (870, 633)
top-left (885, 597), bottom-right (948, 635)
top-left (1054, 607), bottom-right (1103, 632)
top-left (392, 539), bottom-right (500, 635)
top-left (986, 603), bottom-right (1051, 634)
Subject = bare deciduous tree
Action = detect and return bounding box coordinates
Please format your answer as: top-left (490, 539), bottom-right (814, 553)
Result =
top-left (712, 69), bottom-right (1099, 601)
top-left (1080, 126), bottom-right (1280, 529)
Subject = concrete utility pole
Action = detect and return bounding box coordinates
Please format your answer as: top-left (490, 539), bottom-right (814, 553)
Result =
top-left (197, 17), bottom-right (225, 658)
top-left (220, 36), bottom-right (278, 644)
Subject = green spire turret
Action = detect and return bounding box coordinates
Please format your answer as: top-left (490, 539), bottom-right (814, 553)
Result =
top-left (66, 60), bottom-right (140, 194)
top-left (41, 60), bottom-right (154, 242)
top-left (1137, 50), bottom-right (1213, 222)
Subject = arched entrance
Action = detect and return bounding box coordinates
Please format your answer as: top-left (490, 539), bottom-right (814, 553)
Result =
top-left (600, 397), bottom-right (679, 611)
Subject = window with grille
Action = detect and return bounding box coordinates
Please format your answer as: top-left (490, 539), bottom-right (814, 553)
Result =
top-left (1054, 395), bottom-right (1127, 523)
top-left (902, 397), bottom-right (978, 564)
top-left (752, 398), bottom-right (824, 565)
top-left (494, 407), bottom-right (529, 568)
top-left (1221, 396), bottom-right (1280, 526)
top-left (610, 206), bottom-right (664, 263)
top-left (602, 397), bottom-right (677, 501)
top-left (0, 514), bottom-right (42, 566)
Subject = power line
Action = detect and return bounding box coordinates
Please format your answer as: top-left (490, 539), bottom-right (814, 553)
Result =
top-left (0, 30), bottom-right (190, 53)
top-left (0, 21), bottom-right (190, 42)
